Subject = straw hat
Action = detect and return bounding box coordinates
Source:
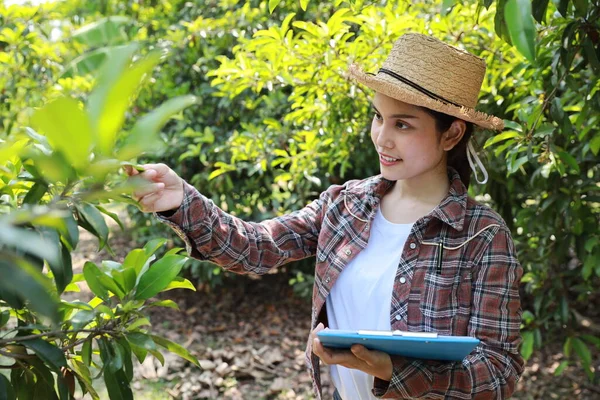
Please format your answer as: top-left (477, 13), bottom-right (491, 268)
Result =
top-left (347, 33), bottom-right (504, 131)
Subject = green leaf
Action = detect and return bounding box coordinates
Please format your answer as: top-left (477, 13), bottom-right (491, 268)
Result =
top-left (300, 0), bottom-right (309, 11)
top-left (484, 131), bottom-right (521, 148)
top-left (62, 213), bottom-right (80, 252)
top-left (143, 238), bottom-right (168, 258)
top-left (146, 299), bottom-right (180, 310)
top-left (0, 374), bottom-right (16, 400)
top-left (572, 337), bottom-right (592, 366)
top-left (0, 259), bottom-right (59, 321)
top-left (134, 255), bottom-right (188, 300)
top-left (582, 334), bottom-right (600, 349)
top-left (564, 337), bottom-right (572, 357)
top-left (77, 203), bottom-right (109, 251)
top-left (0, 310), bottom-right (9, 328)
top-left (82, 339), bottom-right (92, 367)
top-left (269, 0), bottom-right (282, 14)
top-left (118, 95), bottom-right (198, 160)
top-left (554, 360), bottom-right (569, 376)
top-left (117, 267), bottom-right (137, 293)
top-left (557, 151), bottom-right (580, 174)
top-left (590, 134), bottom-right (600, 156)
top-left (441, 0), bottom-right (454, 16)
top-left (95, 205), bottom-right (125, 231)
top-left (11, 367), bottom-right (34, 400)
top-left (70, 360), bottom-right (100, 399)
top-left (72, 16), bottom-right (131, 47)
top-left (163, 277), bottom-right (196, 292)
top-left (150, 335), bottom-right (199, 367)
top-left (521, 330), bottom-right (534, 360)
top-left (531, 0), bottom-right (549, 23)
top-left (116, 338), bottom-right (134, 382)
top-left (30, 96), bottom-right (93, 170)
top-left (126, 317), bottom-right (151, 331)
top-left (22, 338), bottom-right (67, 372)
top-left (126, 332), bottom-right (157, 351)
top-left (560, 296), bottom-right (569, 324)
top-left (98, 50), bottom-right (165, 155)
top-left (87, 43), bottom-right (138, 150)
top-left (505, 0), bottom-right (536, 62)
top-left (71, 309), bottom-right (96, 330)
top-left (23, 182), bottom-right (49, 205)
top-left (83, 262), bottom-right (109, 301)
top-left (103, 368), bottom-right (133, 400)
top-left (572, 0), bottom-right (588, 17)
top-left (583, 37), bottom-right (600, 74)
top-left (494, 0), bottom-right (512, 45)
top-left (557, 0), bottom-right (570, 16)
top-left (123, 249), bottom-right (147, 273)
top-left (0, 225), bottom-right (59, 265)
top-left (61, 47), bottom-right (111, 78)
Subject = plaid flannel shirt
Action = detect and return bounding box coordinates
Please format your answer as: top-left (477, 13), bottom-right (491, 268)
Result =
top-left (156, 168), bottom-right (524, 399)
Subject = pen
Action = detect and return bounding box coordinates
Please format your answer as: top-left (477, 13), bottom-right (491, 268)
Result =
top-left (437, 241), bottom-right (444, 274)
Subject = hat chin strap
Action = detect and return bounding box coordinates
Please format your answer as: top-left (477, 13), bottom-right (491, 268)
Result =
top-left (466, 141), bottom-right (488, 184)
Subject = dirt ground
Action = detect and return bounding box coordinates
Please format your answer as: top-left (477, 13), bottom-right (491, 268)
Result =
top-left (69, 211), bottom-right (600, 400)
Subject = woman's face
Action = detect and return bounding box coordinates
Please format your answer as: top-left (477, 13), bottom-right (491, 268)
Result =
top-left (370, 92), bottom-right (448, 182)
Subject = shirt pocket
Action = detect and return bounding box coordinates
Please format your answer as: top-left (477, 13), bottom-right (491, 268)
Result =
top-left (418, 258), bottom-right (468, 335)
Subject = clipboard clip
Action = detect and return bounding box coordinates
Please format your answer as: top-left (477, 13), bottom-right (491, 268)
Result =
top-left (393, 330), bottom-right (439, 338)
top-left (357, 330), bottom-right (439, 339)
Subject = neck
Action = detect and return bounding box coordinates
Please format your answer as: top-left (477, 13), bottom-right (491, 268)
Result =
top-left (388, 165), bottom-right (450, 206)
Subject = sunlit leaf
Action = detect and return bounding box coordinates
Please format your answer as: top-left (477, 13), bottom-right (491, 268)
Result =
top-left (150, 335), bottom-right (199, 367)
top-left (30, 97), bottom-right (93, 170)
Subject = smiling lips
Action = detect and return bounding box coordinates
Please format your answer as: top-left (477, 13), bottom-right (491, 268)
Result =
top-left (379, 152), bottom-right (402, 165)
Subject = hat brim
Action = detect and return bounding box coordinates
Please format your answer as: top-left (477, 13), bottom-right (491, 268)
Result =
top-left (346, 64), bottom-right (504, 131)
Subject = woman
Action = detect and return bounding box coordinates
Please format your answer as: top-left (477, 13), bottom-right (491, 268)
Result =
top-left (125, 33), bottom-right (524, 399)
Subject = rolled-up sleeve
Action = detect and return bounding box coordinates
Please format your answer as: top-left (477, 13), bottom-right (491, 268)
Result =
top-left (155, 180), bottom-right (330, 275)
top-left (372, 228), bottom-right (524, 399)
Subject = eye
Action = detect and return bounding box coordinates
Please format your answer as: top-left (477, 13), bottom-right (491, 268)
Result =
top-left (373, 112), bottom-right (383, 121)
top-left (396, 121), bottom-right (409, 130)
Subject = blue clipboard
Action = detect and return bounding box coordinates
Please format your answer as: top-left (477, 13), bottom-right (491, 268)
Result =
top-left (317, 329), bottom-right (479, 361)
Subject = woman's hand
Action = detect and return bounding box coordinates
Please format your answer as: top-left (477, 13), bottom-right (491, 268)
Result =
top-left (123, 163), bottom-right (184, 213)
top-left (311, 323), bottom-right (393, 382)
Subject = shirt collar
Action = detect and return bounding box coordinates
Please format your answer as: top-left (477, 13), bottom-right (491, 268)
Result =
top-left (350, 167), bottom-right (467, 232)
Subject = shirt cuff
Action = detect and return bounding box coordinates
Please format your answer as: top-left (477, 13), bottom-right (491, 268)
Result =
top-left (372, 355), bottom-right (411, 397)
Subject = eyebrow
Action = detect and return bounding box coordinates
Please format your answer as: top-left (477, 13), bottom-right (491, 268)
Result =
top-left (371, 104), bottom-right (420, 119)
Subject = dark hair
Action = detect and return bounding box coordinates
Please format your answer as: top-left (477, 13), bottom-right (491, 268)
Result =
top-left (420, 107), bottom-right (474, 189)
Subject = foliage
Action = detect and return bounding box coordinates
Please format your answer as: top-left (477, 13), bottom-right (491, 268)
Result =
top-left (1, 0), bottom-right (599, 392)
top-left (0, 35), bottom-right (200, 398)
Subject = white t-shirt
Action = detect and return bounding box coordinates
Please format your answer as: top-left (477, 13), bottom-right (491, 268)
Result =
top-left (325, 207), bottom-right (413, 400)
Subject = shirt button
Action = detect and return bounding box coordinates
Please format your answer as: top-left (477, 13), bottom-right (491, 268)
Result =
top-left (395, 315), bottom-right (402, 321)
top-left (399, 277), bottom-right (406, 284)
top-left (319, 253), bottom-right (326, 261)
top-left (344, 248), bottom-right (352, 256)
top-left (325, 277), bottom-right (331, 284)
top-left (409, 242), bottom-right (417, 250)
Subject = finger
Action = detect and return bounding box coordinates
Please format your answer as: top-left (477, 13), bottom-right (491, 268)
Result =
top-left (313, 338), bottom-right (355, 365)
top-left (139, 169), bottom-right (158, 181)
top-left (133, 182), bottom-right (165, 201)
top-left (141, 163), bottom-right (171, 178)
top-left (123, 165), bottom-right (139, 176)
top-left (138, 190), bottom-right (164, 212)
top-left (351, 344), bottom-right (384, 368)
top-left (309, 323), bottom-right (325, 342)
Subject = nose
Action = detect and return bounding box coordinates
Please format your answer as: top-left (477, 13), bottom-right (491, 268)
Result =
top-left (374, 122), bottom-right (395, 150)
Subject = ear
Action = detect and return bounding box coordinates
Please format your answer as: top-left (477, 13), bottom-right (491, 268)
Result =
top-left (441, 120), bottom-right (466, 151)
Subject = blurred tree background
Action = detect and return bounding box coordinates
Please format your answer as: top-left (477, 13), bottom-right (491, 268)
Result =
top-left (1, 0), bottom-right (599, 398)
